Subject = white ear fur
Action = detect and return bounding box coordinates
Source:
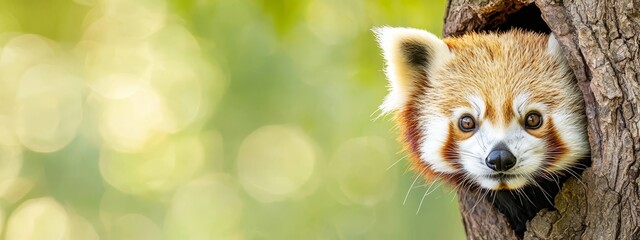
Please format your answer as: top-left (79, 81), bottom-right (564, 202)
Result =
top-left (373, 27), bottom-right (451, 113)
top-left (546, 33), bottom-right (562, 55)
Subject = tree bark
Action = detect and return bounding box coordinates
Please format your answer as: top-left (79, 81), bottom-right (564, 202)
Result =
top-left (443, 0), bottom-right (640, 239)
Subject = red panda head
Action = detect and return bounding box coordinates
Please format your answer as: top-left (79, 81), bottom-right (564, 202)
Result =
top-left (375, 27), bottom-right (589, 190)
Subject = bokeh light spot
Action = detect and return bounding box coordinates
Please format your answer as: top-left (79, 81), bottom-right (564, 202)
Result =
top-left (0, 34), bottom-right (56, 90)
top-left (100, 134), bottom-right (206, 195)
top-left (107, 214), bottom-right (163, 240)
top-left (99, 87), bottom-right (169, 152)
top-left (306, 0), bottom-right (359, 44)
top-left (5, 197), bottom-right (70, 240)
top-left (0, 207), bottom-right (4, 237)
top-left (15, 64), bottom-right (83, 152)
top-left (150, 64), bottom-right (202, 133)
top-left (331, 136), bottom-right (395, 206)
top-left (0, 143), bottom-right (27, 203)
top-left (0, 115), bottom-right (17, 147)
top-left (148, 24), bottom-right (201, 64)
top-left (237, 125), bottom-right (317, 202)
top-left (102, 0), bottom-right (167, 40)
top-left (80, 39), bottom-right (153, 99)
top-left (0, 178), bottom-right (36, 204)
top-left (67, 213), bottom-right (100, 240)
top-left (165, 174), bottom-right (243, 240)
top-left (333, 206), bottom-right (376, 239)
top-left (0, 143), bottom-right (22, 184)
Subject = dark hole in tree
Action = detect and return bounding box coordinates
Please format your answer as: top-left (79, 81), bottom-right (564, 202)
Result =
top-left (484, 4), bottom-right (551, 34)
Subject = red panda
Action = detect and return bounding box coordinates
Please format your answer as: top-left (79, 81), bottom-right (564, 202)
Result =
top-left (374, 27), bottom-right (590, 235)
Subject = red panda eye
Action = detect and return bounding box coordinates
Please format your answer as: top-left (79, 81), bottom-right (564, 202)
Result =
top-left (459, 115), bottom-right (476, 132)
top-left (525, 112), bottom-right (543, 129)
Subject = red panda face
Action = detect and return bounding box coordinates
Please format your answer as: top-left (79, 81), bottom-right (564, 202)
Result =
top-left (375, 27), bottom-right (590, 190)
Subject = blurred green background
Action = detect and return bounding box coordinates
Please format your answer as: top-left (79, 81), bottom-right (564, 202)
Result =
top-left (0, 0), bottom-right (464, 239)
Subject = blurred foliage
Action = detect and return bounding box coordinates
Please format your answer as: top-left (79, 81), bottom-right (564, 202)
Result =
top-left (0, 0), bottom-right (464, 239)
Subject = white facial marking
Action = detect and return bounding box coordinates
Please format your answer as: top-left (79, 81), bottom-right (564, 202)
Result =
top-left (455, 93), bottom-right (551, 190)
top-left (547, 111), bottom-right (589, 171)
top-left (420, 115), bottom-right (457, 173)
top-left (467, 95), bottom-right (485, 118)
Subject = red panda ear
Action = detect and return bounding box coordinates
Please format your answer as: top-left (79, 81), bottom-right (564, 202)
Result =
top-left (546, 33), bottom-right (562, 55)
top-left (546, 33), bottom-right (570, 66)
top-left (373, 27), bottom-right (452, 113)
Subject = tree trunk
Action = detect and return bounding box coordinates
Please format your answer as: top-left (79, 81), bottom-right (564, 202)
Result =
top-left (442, 0), bottom-right (640, 239)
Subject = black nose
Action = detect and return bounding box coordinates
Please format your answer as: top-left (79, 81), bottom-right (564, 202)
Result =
top-left (485, 148), bottom-right (516, 171)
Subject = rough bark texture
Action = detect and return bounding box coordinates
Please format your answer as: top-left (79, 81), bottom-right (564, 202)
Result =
top-left (443, 0), bottom-right (640, 239)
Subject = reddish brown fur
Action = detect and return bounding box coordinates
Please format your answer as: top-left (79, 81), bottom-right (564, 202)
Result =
top-left (396, 70), bottom-right (461, 183)
top-left (379, 29), bottom-right (588, 190)
top-left (441, 122), bottom-right (460, 167)
top-left (432, 32), bottom-right (572, 128)
top-left (542, 119), bottom-right (568, 166)
top-left (396, 72), bottom-right (435, 179)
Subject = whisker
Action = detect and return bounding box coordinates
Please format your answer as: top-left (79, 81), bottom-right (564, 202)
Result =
top-left (470, 188), bottom-right (490, 214)
top-left (528, 175), bottom-right (553, 205)
top-left (370, 108), bottom-right (384, 121)
top-left (517, 186), bottom-right (536, 207)
top-left (426, 180), bottom-right (443, 195)
top-left (416, 180), bottom-right (444, 214)
top-left (387, 155), bottom-right (408, 171)
top-left (404, 168), bottom-right (427, 205)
